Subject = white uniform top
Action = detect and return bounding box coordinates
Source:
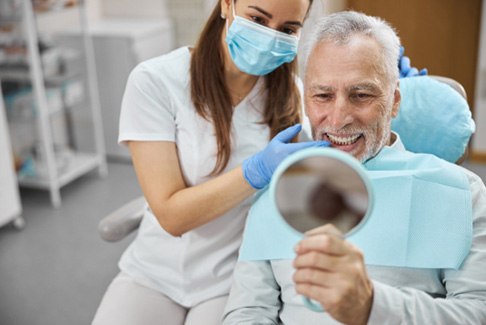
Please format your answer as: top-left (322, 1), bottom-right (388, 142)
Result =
top-left (118, 46), bottom-right (288, 307)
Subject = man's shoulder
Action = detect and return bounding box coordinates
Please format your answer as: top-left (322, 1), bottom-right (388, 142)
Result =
top-left (456, 164), bottom-right (485, 188)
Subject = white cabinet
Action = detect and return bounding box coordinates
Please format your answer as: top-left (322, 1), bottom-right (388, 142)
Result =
top-left (0, 82), bottom-right (24, 229)
top-left (0, 0), bottom-right (107, 207)
top-left (55, 18), bottom-right (175, 160)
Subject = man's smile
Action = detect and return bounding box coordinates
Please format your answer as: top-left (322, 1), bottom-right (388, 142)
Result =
top-left (325, 132), bottom-right (363, 146)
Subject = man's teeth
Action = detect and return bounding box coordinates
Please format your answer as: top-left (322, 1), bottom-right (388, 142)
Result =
top-left (326, 133), bottom-right (361, 145)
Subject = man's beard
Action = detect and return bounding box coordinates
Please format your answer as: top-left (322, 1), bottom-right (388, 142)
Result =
top-left (313, 117), bottom-right (392, 163)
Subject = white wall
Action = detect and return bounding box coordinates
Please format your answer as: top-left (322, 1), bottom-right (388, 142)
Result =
top-left (96, 0), bottom-right (345, 49)
top-left (36, 0), bottom-right (101, 34)
top-left (100, 0), bottom-right (169, 19)
top-left (100, 0), bottom-right (208, 47)
top-left (473, 1), bottom-right (486, 154)
top-left (166, 0), bottom-right (211, 46)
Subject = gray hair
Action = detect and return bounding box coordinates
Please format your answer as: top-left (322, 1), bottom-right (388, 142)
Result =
top-left (303, 11), bottom-right (401, 82)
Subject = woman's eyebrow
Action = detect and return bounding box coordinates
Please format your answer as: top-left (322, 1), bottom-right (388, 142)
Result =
top-left (285, 21), bottom-right (303, 27)
top-left (248, 6), bottom-right (273, 18)
top-left (247, 5), bottom-right (304, 27)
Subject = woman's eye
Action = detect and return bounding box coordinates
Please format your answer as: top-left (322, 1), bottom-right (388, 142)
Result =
top-left (250, 16), bottom-right (266, 25)
top-left (281, 27), bottom-right (297, 35)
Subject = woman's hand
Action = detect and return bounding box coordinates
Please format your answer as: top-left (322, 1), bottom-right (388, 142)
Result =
top-left (399, 46), bottom-right (428, 78)
top-left (242, 124), bottom-right (329, 189)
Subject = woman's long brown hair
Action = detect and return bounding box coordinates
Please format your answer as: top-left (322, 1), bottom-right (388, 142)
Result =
top-left (190, 1), bottom-right (312, 175)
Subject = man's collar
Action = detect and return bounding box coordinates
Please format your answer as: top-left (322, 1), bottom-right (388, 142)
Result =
top-left (388, 131), bottom-right (405, 151)
top-left (365, 132), bottom-right (405, 164)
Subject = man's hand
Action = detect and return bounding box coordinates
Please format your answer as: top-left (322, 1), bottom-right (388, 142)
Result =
top-left (293, 224), bottom-right (373, 325)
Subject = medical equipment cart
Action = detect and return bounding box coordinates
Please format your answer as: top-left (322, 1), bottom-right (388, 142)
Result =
top-left (55, 18), bottom-right (175, 161)
top-left (0, 0), bottom-right (107, 208)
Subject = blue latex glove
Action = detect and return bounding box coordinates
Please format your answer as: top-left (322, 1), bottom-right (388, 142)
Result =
top-left (399, 46), bottom-right (428, 78)
top-left (242, 124), bottom-right (330, 189)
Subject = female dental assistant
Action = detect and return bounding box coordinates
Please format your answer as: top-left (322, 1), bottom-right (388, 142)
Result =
top-left (91, 0), bottom-right (325, 324)
top-left (92, 1), bottom-right (424, 323)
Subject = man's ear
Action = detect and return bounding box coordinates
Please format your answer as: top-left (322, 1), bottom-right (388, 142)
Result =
top-left (391, 80), bottom-right (401, 118)
top-left (220, 0), bottom-right (231, 19)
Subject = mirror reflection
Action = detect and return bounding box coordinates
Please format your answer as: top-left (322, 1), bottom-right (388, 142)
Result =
top-left (275, 155), bottom-right (370, 235)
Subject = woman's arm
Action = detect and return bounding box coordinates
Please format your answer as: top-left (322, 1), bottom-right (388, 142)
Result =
top-left (129, 123), bottom-right (329, 236)
top-left (129, 140), bottom-right (255, 236)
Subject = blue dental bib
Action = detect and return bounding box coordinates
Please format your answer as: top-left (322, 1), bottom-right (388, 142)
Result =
top-left (238, 146), bottom-right (472, 270)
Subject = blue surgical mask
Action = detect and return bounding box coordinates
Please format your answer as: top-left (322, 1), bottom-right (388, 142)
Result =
top-left (224, 2), bottom-right (299, 76)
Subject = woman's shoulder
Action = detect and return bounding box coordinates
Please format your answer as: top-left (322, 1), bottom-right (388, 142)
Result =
top-left (142, 46), bottom-right (190, 66)
top-left (134, 46), bottom-right (191, 76)
top-left (131, 46), bottom-right (191, 84)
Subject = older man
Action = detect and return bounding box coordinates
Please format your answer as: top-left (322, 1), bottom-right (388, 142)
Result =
top-left (222, 11), bottom-right (486, 325)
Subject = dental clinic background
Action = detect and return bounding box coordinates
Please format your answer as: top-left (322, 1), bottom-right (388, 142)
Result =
top-left (0, 0), bottom-right (485, 325)
top-left (30, 0), bottom-right (486, 157)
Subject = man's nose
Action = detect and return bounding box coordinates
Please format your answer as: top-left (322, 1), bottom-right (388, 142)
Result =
top-left (327, 97), bottom-right (353, 129)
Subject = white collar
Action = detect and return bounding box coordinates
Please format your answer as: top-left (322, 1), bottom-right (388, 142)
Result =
top-left (387, 131), bottom-right (406, 152)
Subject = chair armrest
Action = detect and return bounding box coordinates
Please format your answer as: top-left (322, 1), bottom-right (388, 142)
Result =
top-left (98, 196), bottom-right (145, 242)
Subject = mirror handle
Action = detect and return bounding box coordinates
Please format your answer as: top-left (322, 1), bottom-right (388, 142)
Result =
top-left (302, 296), bottom-right (324, 312)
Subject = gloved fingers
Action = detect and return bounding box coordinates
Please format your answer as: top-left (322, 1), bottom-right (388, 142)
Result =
top-left (406, 67), bottom-right (419, 77)
top-left (286, 140), bottom-right (330, 153)
top-left (419, 68), bottom-right (428, 76)
top-left (399, 56), bottom-right (411, 75)
top-left (274, 124), bottom-right (302, 143)
top-left (398, 47), bottom-right (428, 78)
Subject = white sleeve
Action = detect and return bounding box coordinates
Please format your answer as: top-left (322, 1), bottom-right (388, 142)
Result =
top-left (222, 261), bottom-right (281, 324)
top-left (368, 172), bottom-right (486, 324)
top-left (118, 62), bottom-right (176, 145)
top-left (295, 76), bottom-right (312, 142)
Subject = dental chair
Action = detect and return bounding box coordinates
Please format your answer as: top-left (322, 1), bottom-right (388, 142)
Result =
top-left (98, 75), bottom-right (474, 242)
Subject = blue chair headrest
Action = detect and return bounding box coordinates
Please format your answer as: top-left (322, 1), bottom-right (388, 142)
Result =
top-left (392, 76), bottom-right (475, 163)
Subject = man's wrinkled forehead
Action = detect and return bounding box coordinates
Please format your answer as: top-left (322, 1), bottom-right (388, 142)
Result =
top-left (306, 44), bottom-right (391, 93)
top-left (306, 82), bottom-right (382, 93)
